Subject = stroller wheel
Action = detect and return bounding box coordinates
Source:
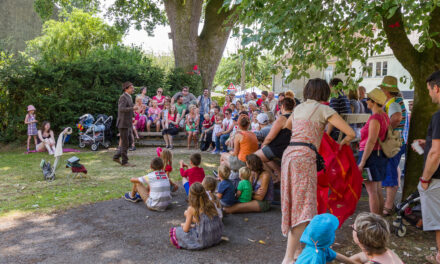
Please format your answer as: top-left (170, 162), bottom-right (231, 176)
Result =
top-left (79, 142), bottom-right (86, 148)
top-left (91, 143), bottom-right (99, 151)
top-left (396, 225), bottom-right (407, 237)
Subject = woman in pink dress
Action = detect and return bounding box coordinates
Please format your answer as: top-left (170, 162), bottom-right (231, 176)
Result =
top-left (280, 79), bottom-right (355, 264)
top-left (152, 88), bottom-right (165, 110)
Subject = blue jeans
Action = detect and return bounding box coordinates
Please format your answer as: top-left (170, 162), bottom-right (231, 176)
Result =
top-left (215, 133), bottom-right (230, 152)
top-left (199, 113), bottom-right (205, 130)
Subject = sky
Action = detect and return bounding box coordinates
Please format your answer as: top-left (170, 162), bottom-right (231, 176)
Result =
top-left (101, 0), bottom-right (240, 56)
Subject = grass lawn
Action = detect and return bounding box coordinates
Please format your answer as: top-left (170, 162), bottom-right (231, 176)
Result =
top-left (0, 146), bottom-right (220, 217)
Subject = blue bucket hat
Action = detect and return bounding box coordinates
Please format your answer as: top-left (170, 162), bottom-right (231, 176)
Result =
top-left (300, 213), bottom-right (339, 249)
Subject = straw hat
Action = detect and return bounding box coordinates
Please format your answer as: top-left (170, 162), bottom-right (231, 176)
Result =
top-left (27, 105), bottom-right (36, 111)
top-left (367, 88), bottom-right (387, 106)
top-left (379, 76), bottom-right (400, 93)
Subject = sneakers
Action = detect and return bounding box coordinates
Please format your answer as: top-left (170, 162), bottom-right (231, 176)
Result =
top-left (129, 146), bottom-right (136, 151)
top-left (211, 150), bottom-right (220, 154)
top-left (124, 192), bottom-right (141, 203)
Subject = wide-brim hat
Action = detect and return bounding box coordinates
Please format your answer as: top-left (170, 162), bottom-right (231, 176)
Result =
top-left (27, 105), bottom-right (36, 111)
top-left (367, 88), bottom-right (387, 106)
top-left (379, 76), bottom-right (399, 93)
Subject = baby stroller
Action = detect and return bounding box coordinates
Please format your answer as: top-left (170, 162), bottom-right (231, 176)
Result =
top-left (77, 114), bottom-right (113, 151)
top-left (392, 190), bottom-right (422, 237)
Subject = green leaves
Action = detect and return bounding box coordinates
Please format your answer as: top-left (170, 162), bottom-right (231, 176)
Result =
top-left (27, 9), bottom-right (122, 64)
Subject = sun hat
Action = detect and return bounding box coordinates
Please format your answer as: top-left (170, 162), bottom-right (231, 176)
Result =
top-left (379, 76), bottom-right (400, 93)
top-left (367, 88), bottom-right (387, 106)
top-left (256, 113), bottom-right (269, 125)
top-left (27, 105), bottom-right (36, 111)
top-left (300, 213), bottom-right (339, 249)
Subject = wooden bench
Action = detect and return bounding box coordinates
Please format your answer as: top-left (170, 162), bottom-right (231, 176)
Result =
top-left (136, 131), bottom-right (188, 147)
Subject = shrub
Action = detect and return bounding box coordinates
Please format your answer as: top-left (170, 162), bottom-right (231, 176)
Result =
top-left (0, 45), bottom-right (165, 143)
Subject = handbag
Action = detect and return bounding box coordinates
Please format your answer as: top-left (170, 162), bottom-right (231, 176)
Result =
top-left (289, 142), bottom-right (326, 172)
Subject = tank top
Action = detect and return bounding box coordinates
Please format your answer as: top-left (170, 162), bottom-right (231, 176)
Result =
top-left (237, 131), bottom-right (259, 162)
top-left (37, 131), bottom-right (50, 144)
top-left (252, 173), bottom-right (273, 201)
top-left (168, 113), bottom-right (177, 122)
top-left (359, 112), bottom-right (390, 151)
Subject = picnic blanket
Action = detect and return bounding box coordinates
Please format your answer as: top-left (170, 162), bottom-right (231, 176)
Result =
top-left (317, 133), bottom-right (363, 227)
top-left (27, 148), bottom-right (80, 154)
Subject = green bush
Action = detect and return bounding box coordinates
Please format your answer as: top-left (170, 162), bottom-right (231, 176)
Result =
top-left (164, 68), bottom-right (203, 98)
top-left (0, 45), bottom-right (165, 143)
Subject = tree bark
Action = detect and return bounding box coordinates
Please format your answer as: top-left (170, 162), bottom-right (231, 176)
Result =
top-left (163, 0), bottom-right (238, 91)
top-left (382, 7), bottom-right (440, 198)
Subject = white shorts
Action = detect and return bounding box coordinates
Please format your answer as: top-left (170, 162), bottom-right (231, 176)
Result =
top-left (419, 179), bottom-right (440, 231)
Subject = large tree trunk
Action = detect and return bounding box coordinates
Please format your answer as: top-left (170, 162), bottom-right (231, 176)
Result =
top-left (382, 8), bottom-right (440, 198)
top-left (164, 0), bottom-right (238, 90)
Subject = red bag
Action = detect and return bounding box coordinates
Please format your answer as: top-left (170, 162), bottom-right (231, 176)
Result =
top-left (317, 133), bottom-right (363, 227)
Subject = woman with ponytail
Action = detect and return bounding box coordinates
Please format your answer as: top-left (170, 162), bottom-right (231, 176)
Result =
top-left (169, 183), bottom-right (223, 250)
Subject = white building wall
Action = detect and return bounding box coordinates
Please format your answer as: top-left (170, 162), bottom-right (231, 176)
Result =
top-left (351, 54), bottom-right (413, 92)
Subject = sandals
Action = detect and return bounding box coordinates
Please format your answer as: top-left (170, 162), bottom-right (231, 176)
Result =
top-left (383, 206), bottom-right (395, 216)
top-left (426, 254), bottom-right (440, 264)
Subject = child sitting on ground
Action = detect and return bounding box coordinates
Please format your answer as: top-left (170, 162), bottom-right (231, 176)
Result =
top-left (179, 153), bottom-right (205, 195)
top-left (296, 213), bottom-right (356, 264)
top-left (157, 147), bottom-right (178, 192)
top-left (350, 212), bottom-right (404, 264)
top-left (216, 165), bottom-right (237, 207)
top-left (202, 176), bottom-right (223, 219)
top-left (236, 167), bottom-right (252, 203)
top-left (200, 113), bottom-right (212, 141)
top-left (124, 157), bottom-right (171, 211)
top-left (169, 183), bottom-right (223, 250)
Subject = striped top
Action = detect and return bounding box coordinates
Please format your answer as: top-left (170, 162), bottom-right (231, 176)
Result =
top-left (329, 92), bottom-right (352, 115)
top-left (139, 170), bottom-right (171, 211)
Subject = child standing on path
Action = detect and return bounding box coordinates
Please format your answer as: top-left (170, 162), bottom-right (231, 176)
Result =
top-left (180, 153), bottom-right (205, 195)
top-left (169, 183), bottom-right (223, 250)
top-left (124, 157), bottom-right (172, 211)
top-left (236, 167), bottom-right (252, 203)
top-left (216, 165), bottom-right (237, 207)
top-left (25, 105), bottom-right (38, 152)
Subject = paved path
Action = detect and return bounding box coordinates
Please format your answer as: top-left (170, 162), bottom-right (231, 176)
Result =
top-left (0, 186), bottom-right (435, 264)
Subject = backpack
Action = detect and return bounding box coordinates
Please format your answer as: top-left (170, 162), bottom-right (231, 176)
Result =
top-left (379, 125), bottom-right (403, 158)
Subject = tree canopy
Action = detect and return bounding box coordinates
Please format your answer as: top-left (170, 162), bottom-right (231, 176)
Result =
top-left (27, 9), bottom-right (122, 63)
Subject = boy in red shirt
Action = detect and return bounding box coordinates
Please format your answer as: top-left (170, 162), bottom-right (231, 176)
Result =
top-left (179, 153), bottom-right (205, 195)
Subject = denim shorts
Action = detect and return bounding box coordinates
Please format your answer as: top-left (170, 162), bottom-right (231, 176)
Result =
top-left (261, 146), bottom-right (276, 160)
top-left (358, 150), bottom-right (388, 182)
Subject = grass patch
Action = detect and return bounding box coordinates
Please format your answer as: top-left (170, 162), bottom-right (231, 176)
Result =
top-left (0, 147), bottom-right (220, 216)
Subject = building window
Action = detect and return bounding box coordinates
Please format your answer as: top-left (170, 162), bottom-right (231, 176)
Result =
top-left (382, 61), bottom-right (388, 76)
top-left (324, 66), bottom-right (333, 83)
top-left (282, 68), bottom-right (291, 87)
top-left (376, 62), bottom-right (382, 77)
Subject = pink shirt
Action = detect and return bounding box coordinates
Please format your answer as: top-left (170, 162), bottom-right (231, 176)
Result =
top-left (152, 95), bottom-right (165, 110)
top-left (148, 107), bottom-right (161, 119)
top-left (359, 112), bottom-right (390, 151)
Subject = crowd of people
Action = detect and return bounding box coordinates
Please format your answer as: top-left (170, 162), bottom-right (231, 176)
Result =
top-left (111, 71), bottom-right (440, 263)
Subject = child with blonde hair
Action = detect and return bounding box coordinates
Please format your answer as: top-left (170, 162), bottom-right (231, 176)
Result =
top-left (216, 165), bottom-right (237, 207)
top-left (251, 111), bottom-right (260, 132)
top-left (25, 105), bottom-right (38, 152)
top-left (236, 167), bottom-right (252, 203)
top-left (158, 148), bottom-right (178, 192)
top-left (202, 176), bottom-right (222, 219)
top-left (170, 183), bottom-right (223, 250)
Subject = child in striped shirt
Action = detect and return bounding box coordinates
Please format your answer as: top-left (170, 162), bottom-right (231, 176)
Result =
top-left (124, 157), bottom-right (172, 211)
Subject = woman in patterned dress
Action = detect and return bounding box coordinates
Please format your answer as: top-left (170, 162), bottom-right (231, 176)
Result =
top-left (280, 79), bottom-right (355, 264)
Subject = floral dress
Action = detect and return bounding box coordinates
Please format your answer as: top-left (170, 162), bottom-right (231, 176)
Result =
top-left (280, 100), bottom-right (336, 236)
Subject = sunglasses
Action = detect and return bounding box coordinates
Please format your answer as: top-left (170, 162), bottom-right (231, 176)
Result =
top-left (158, 91), bottom-right (163, 93)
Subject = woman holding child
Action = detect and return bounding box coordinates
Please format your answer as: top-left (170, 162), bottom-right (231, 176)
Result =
top-left (220, 113), bottom-right (258, 172)
top-left (224, 154), bottom-right (273, 214)
top-left (280, 78), bottom-right (355, 264)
